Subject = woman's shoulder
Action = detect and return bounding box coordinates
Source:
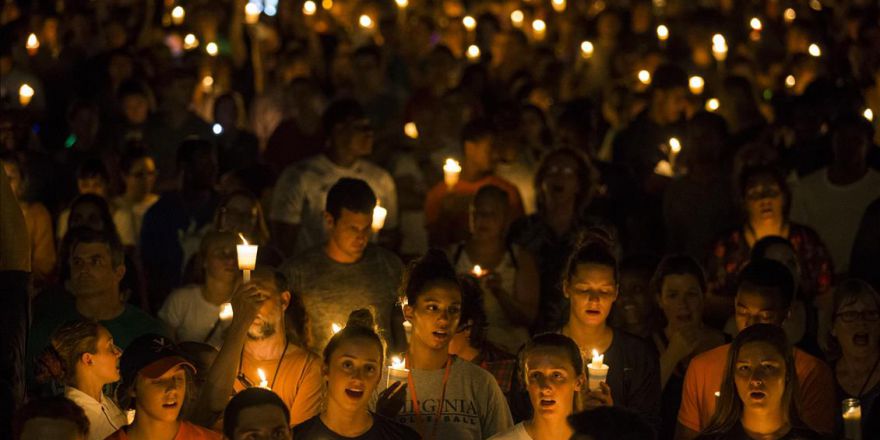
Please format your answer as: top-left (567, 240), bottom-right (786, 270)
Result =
top-left (487, 422), bottom-right (530, 440)
top-left (179, 421), bottom-right (222, 439)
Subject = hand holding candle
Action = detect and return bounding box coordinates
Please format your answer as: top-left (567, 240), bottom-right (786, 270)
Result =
top-left (237, 234), bottom-right (258, 282)
top-left (387, 355), bottom-right (409, 388)
top-left (588, 349), bottom-right (609, 392)
top-left (18, 84), bottom-right (34, 107)
top-left (219, 303), bottom-right (233, 320)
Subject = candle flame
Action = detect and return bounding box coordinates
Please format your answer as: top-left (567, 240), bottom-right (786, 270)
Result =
top-left (510, 10), bottom-right (524, 27)
top-left (580, 41), bottom-right (594, 59)
top-left (462, 16), bottom-right (476, 31)
top-left (257, 368), bottom-right (267, 382)
top-left (669, 137), bottom-right (681, 154)
top-left (466, 44), bottom-right (481, 60)
top-left (443, 158), bottom-right (461, 173)
top-left (808, 43), bottom-right (821, 57)
top-left (706, 98), bottom-right (720, 112)
top-left (750, 17), bottom-right (762, 32)
top-left (863, 108), bottom-right (873, 122)
top-left (239, 233), bottom-right (249, 246)
top-left (302, 1), bottom-right (316, 16)
top-left (219, 303), bottom-right (233, 320)
top-left (404, 122), bottom-right (419, 139)
top-left (656, 24), bottom-right (669, 41)
top-left (331, 323), bottom-right (342, 334)
top-left (391, 356), bottom-right (406, 369)
top-left (689, 76), bottom-right (704, 95)
top-left (26, 33), bottom-right (39, 49)
top-left (395, 0), bottom-right (408, 8)
top-left (206, 42), bottom-right (219, 56)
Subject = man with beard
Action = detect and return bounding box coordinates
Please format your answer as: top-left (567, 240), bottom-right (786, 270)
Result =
top-left (195, 267), bottom-right (322, 428)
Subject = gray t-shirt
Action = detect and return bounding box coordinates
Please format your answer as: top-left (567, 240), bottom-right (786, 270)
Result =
top-left (283, 244), bottom-right (404, 353)
top-left (395, 357), bottom-right (513, 440)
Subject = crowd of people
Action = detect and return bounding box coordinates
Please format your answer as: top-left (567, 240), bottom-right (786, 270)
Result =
top-left (2, 0), bottom-right (880, 439)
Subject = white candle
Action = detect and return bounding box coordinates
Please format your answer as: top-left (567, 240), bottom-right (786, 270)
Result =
top-left (395, 0), bottom-right (408, 8)
top-left (219, 303), bottom-right (233, 320)
top-left (712, 34), bottom-right (727, 62)
top-left (472, 265), bottom-right (486, 278)
top-left (656, 25), bottom-right (669, 44)
top-left (863, 108), bottom-right (873, 122)
top-left (808, 43), bottom-right (821, 57)
top-left (237, 234), bottom-right (258, 282)
top-left (705, 98), bottom-right (720, 112)
top-left (245, 2), bottom-right (262, 23)
top-left (387, 356), bottom-right (409, 388)
top-left (26, 33), bottom-right (39, 56)
top-left (587, 349), bottom-right (609, 391)
top-left (372, 203), bottom-right (387, 233)
top-left (689, 76), bottom-right (704, 95)
top-left (183, 34), bottom-right (199, 50)
top-left (171, 6), bottom-right (185, 26)
top-left (443, 159), bottom-right (461, 189)
top-left (638, 70), bottom-right (651, 85)
top-left (466, 45), bottom-right (481, 61)
top-left (580, 41), bottom-right (594, 59)
top-left (404, 122), bottom-right (419, 139)
top-left (302, 0), bottom-right (316, 17)
top-left (206, 41), bottom-right (219, 57)
top-left (842, 398), bottom-right (861, 440)
top-left (551, 0), bottom-right (566, 13)
top-left (257, 368), bottom-right (269, 389)
top-left (359, 15), bottom-right (374, 29)
top-left (18, 84), bottom-right (34, 107)
top-left (532, 19), bottom-right (546, 41)
top-left (510, 10), bottom-right (524, 28)
top-left (462, 16), bottom-right (477, 32)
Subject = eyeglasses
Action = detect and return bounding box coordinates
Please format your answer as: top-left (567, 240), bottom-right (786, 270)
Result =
top-left (835, 310), bottom-right (880, 323)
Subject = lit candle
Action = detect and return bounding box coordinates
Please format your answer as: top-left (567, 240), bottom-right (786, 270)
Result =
top-left (472, 265), bottom-right (487, 278)
top-left (206, 41), bottom-right (219, 56)
top-left (863, 108), bottom-right (873, 122)
top-left (785, 74), bottom-right (796, 89)
top-left (171, 6), bottom-right (185, 26)
top-left (668, 137), bottom-right (682, 168)
top-left (257, 368), bottom-right (269, 389)
top-left (842, 398), bottom-right (861, 440)
top-left (705, 98), bottom-right (720, 112)
top-left (466, 44), bottom-right (481, 61)
top-left (783, 8), bottom-right (796, 25)
top-left (750, 17), bottom-right (762, 32)
top-left (443, 158), bottom-right (461, 189)
top-left (387, 356), bottom-right (410, 388)
top-left (551, 0), bottom-right (566, 13)
top-left (580, 40), bottom-right (594, 59)
top-left (372, 202), bottom-right (387, 233)
top-left (462, 15), bottom-right (476, 32)
top-left (712, 34), bottom-right (727, 62)
top-left (183, 34), bottom-right (199, 50)
top-left (532, 19), bottom-right (546, 41)
top-left (688, 76), bottom-right (704, 95)
top-left (323, 0), bottom-right (333, 10)
top-left (395, 0), bottom-right (408, 8)
top-left (510, 10), bottom-right (524, 28)
top-left (302, 0), bottom-right (316, 17)
top-left (18, 84), bottom-right (34, 107)
top-left (331, 323), bottom-right (342, 334)
top-left (587, 349), bottom-right (609, 391)
top-left (404, 122), bottom-right (418, 139)
top-left (656, 24), bottom-right (669, 45)
top-left (359, 14), bottom-right (374, 29)
top-left (245, 2), bottom-right (262, 24)
top-left (219, 303), bottom-right (233, 320)
top-left (808, 43), bottom-right (821, 57)
top-left (237, 234), bottom-right (258, 282)
top-left (26, 33), bottom-right (39, 56)
top-left (201, 75), bottom-right (214, 93)
top-left (638, 69), bottom-right (651, 85)
top-left (126, 409), bottom-right (136, 425)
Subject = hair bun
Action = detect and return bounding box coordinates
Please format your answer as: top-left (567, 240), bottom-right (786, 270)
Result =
top-left (574, 226), bottom-right (615, 251)
top-left (346, 308), bottom-right (376, 331)
top-left (34, 347), bottom-right (65, 384)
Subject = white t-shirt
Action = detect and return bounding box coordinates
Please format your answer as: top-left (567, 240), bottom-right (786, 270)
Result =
top-left (64, 386), bottom-right (127, 440)
top-left (112, 194), bottom-right (159, 246)
top-left (269, 154), bottom-right (398, 256)
top-left (488, 422), bottom-right (533, 440)
top-left (791, 168), bottom-right (880, 273)
top-left (158, 284), bottom-right (229, 348)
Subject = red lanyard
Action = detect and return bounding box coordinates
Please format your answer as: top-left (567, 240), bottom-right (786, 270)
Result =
top-left (405, 354), bottom-right (453, 440)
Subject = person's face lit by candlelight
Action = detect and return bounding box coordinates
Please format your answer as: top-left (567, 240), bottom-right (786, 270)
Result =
top-left (733, 341), bottom-right (787, 412)
top-left (654, 86), bottom-right (688, 125)
top-left (121, 92), bottom-right (149, 125)
top-left (659, 273), bottom-right (704, 328)
top-left (615, 267), bottom-right (654, 332)
top-left (325, 208), bottom-right (371, 262)
top-left (464, 133), bottom-right (495, 175)
top-left (202, 237), bottom-right (238, 284)
top-left (123, 156), bottom-right (156, 199)
top-left (832, 288), bottom-right (880, 361)
top-left (539, 153), bottom-right (581, 208)
top-left (565, 263), bottom-right (618, 327)
top-left (735, 286), bottom-right (787, 332)
top-left (524, 347), bottom-right (583, 419)
top-left (69, 241), bottom-right (125, 298)
top-left (743, 174), bottom-right (785, 228)
top-left (404, 282), bottom-right (462, 351)
top-left (323, 337), bottom-right (382, 413)
top-left (335, 117), bottom-right (374, 159)
top-left (247, 272), bottom-right (291, 341)
top-left (132, 365), bottom-right (188, 423)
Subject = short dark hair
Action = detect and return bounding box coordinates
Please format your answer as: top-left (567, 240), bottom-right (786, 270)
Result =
top-left (736, 258), bottom-right (796, 310)
top-left (563, 228), bottom-right (618, 286)
top-left (518, 333), bottom-right (584, 383)
top-left (65, 226), bottom-right (125, 269)
top-left (750, 236), bottom-right (795, 261)
top-left (568, 406), bottom-right (655, 440)
top-left (13, 396), bottom-right (90, 439)
top-left (223, 388), bottom-right (290, 439)
top-left (650, 255), bottom-right (707, 297)
top-left (651, 63), bottom-right (688, 92)
top-left (325, 178), bottom-right (377, 220)
top-left (401, 249), bottom-right (461, 306)
top-left (322, 99), bottom-right (366, 134)
top-left (460, 118), bottom-right (495, 146)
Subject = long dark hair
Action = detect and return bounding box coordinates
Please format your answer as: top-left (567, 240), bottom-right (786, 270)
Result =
top-left (562, 227), bottom-right (619, 288)
top-left (518, 333), bottom-right (585, 382)
top-left (35, 320), bottom-right (102, 386)
top-left (322, 308), bottom-right (386, 366)
top-left (701, 324), bottom-right (803, 435)
top-left (400, 249), bottom-right (462, 306)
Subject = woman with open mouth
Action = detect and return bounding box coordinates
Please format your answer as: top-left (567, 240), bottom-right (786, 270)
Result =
top-left (489, 333), bottom-right (585, 440)
top-left (830, 279), bottom-right (880, 440)
top-left (696, 324), bottom-right (822, 440)
top-left (556, 229), bottom-right (661, 429)
top-left (392, 249), bottom-right (513, 439)
top-left (106, 334), bottom-right (220, 439)
top-left (294, 308), bottom-right (419, 439)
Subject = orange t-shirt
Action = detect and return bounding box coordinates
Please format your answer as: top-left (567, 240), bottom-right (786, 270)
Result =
top-left (103, 421), bottom-right (221, 439)
top-left (677, 343), bottom-right (835, 435)
top-left (233, 344), bottom-right (323, 426)
top-left (424, 175), bottom-right (524, 248)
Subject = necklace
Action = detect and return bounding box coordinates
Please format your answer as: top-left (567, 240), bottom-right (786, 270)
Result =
top-left (236, 338), bottom-right (289, 390)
